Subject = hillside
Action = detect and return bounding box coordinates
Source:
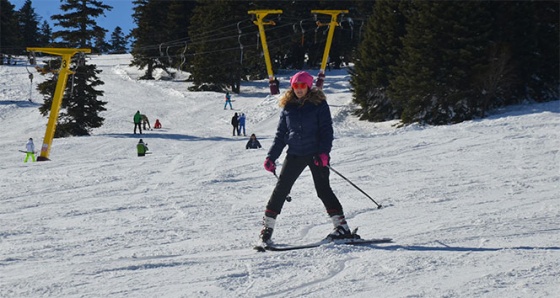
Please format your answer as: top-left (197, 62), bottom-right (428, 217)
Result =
top-left (1, 55), bottom-right (559, 297)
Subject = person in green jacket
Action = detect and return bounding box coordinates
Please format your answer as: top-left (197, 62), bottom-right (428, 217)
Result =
top-left (137, 139), bottom-right (149, 156)
top-left (133, 111), bottom-right (142, 134)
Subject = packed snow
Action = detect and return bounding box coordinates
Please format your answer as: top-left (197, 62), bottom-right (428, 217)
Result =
top-left (1, 54), bottom-right (559, 297)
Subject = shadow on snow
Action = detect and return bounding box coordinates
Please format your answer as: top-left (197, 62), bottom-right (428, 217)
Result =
top-left (372, 244), bottom-right (560, 252)
top-left (0, 100), bottom-right (40, 107)
top-left (101, 132), bottom-right (239, 142)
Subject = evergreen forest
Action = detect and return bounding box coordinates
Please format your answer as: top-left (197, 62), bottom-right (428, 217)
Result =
top-left (1, 0), bottom-right (558, 129)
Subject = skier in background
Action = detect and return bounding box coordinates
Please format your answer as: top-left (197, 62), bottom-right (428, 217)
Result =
top-left (154, 119), bottom-right (162, 129)
top-left (224, 92), bottom-right (233, 110)
top-left (231, 112), bottom-right (239, 136)
top-left (133, 111), bottom-right (142, 134)
top-left (24, 138), bottom-right (36, 163)
top-left (141, 114), bottom-right (151, 130)
top-left (238, 113), bottom-right (246, 136)
top-left (137, 139), bottom-right (149, 157)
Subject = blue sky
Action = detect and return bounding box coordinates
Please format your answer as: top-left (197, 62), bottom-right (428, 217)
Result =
top-left (11, 0), bottom-right (135, 34)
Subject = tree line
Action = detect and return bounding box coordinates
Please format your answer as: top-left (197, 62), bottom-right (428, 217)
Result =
top-left (128, 0), bottom-right (362, 93)
top-left (0, 0), bottom-right (128, 64)
top-left (0, 0), bottom-right (557, 135)
top-left (351, 0), bottom-right (558, 125)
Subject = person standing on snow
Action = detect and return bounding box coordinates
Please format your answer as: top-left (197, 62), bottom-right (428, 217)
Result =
top-left (231, 112), bottom-right (240, 136)
top-left (141, 114), bottom-right (151, 130)
top-left (24, 138), bottom-right (36, 163)
top-left (224, 92), bottom-right (233, 110)
top-left (259, 71), bottom-right (358, 245)
top-left (137, 139), bottom-right (149, 156)
top-left (238, 113), bottom-right (247, 136)
top-left (133, 111), bottom-right (142, 134)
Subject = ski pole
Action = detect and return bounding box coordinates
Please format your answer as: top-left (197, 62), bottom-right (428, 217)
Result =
top-left (327, 165), bottom-right (382, 209)
top-left (273, 171), bottom-right (292, 202)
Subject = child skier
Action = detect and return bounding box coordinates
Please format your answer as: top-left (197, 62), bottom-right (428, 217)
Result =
top-left (24, 138), bottom-right (36, 163)
top-left (137, 139), bottom-right (149, 156)
top-left (154, 119), bottom-right (162, 129)
top-left (224, 92), bottom-right (233, 110)
top-left (259, 71), bottom-right (359, 245)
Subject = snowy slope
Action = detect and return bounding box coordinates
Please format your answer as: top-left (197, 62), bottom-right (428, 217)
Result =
top-left (1, 54), bottom-right (559, 298)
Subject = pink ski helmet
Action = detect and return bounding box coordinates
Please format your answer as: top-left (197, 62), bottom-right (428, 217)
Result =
top-left (290, 71), bottom-right (313, 89)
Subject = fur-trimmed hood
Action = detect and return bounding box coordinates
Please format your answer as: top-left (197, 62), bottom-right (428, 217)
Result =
top-left (279, 88), bottom-right (326, 108)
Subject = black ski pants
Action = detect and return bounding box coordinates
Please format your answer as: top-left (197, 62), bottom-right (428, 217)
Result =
top-left (265, 154), bottom-right (344, 218)
top-left (134, 122), bottom-right (142, 134)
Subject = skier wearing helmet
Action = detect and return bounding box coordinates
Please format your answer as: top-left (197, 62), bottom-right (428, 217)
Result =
top-left (259, 71), bottom-right (359, 246)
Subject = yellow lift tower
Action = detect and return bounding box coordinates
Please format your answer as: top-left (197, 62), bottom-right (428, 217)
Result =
top-left (26, 47), bottom-right (91, 161)
top-left (311, 10), bottom-right (348, 89)
top-left (248, 10), bottom-right (282, 95)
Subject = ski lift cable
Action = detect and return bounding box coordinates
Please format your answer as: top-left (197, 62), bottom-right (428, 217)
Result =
top-left (85, 30), bottom-right (293, 68)
top-left (188, 18), bottom-right (253, 42)
top-left (25, 22), bottom-right (313, 70)
top-left (133, 18), bottom-right (297, 54)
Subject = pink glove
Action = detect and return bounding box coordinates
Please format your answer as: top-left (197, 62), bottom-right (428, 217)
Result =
top-left (264, 158), bottom-right (276, 173)
top-left (314, 153), bottom-right (329, 167)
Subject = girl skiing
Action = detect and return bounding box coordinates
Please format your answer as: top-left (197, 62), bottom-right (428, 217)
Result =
top-left (259, 71), bottom-right (358, 245)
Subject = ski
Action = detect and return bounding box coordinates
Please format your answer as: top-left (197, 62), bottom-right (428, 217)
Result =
top-left (254, 238), bottom-right (393, 252)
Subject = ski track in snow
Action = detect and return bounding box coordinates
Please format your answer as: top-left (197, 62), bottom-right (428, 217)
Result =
top-left (1, 54), bottom-right (559, 297)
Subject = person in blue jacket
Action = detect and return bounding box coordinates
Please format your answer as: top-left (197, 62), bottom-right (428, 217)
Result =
top-left (238, 113), bottom-right (246, 136)
top-left (259, 71), bottom-right (358, 245)
top-left (224, 92), bottom-right (233, 110)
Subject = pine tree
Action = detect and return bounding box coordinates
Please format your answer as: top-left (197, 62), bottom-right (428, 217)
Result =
top-left (38, 21), bottom-right (53, 46)
top-left (350, 0), bottom-right (408, 121)
top-left (130, 0), bottom-right (171, 80)
top-left (188, 0), bottom-right (250, 92)
top-left (37, 59), bottom-right (107, 137)
top-left (16, 0), bottom-right (42, 48)
top-left (492, 2), bottom-right (559, 103)
top-left (0, 0), bottom-right (22, 64)
top-left (51, 0), bottom-right (112, 50)
top-left (389, 1), bottom-right (491, 125)
top-left (165, 1), bottom-right (196, 70)
top-left (93, 30), bottom-right (109, 54)
top-left (530, 2), bottom-right (559, 102)
top-left (37, 0), bottom-right (110, 137)
top-left (329, 7), bottom-right (360, 70)
top-left (108, 26), bottom-right (128, 54)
